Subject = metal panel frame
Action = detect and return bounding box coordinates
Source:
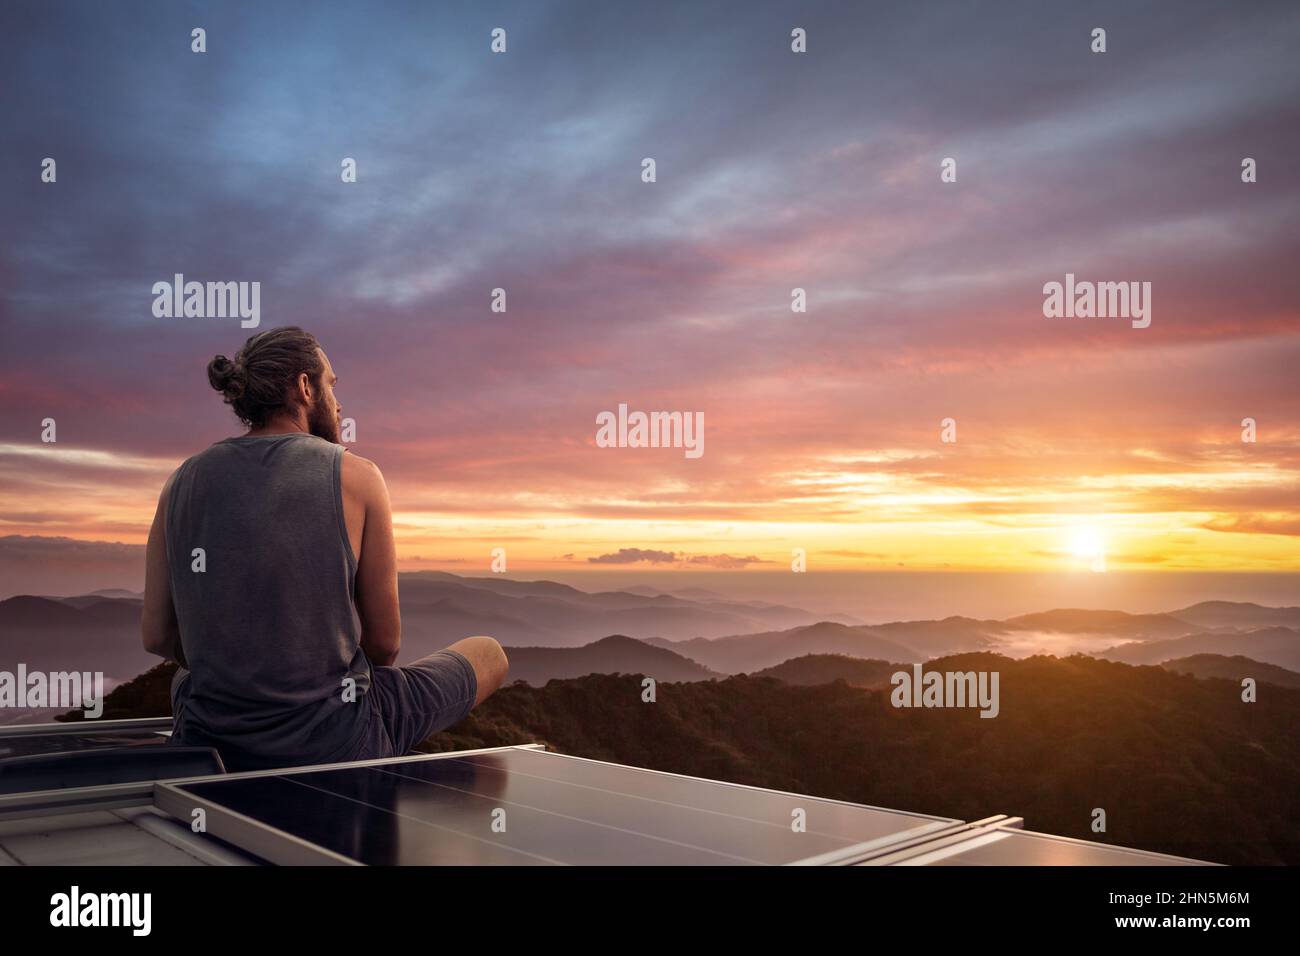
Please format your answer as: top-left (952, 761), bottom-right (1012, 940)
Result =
top-left (859, 816), bottom-right (1218, 866)
top-left (0, 716), bottom-right (173, 738)
top-left (0, 778), bottom-right (163, 822)
top-left (823, 815), bottom-right (1019, 866)
top-left (153, 742), bottom-right (546, 787)
top-left (787, 820), bottom-right (959, 866)
top-left (153, 784), bottom-right (360, 865)
top-left (973, 819), bottom-right (1218, 866)
top-left (856, 816), bottom-right (1026, 865)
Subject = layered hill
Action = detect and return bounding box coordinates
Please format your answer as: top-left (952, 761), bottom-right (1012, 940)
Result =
top-left (1100, 626), bottom-right (1300, 672)
top-left (8, 582), bottom-right (1300, 709)
top-left (646, 622), bottom-right (925, 673)
top-left (501, 635), bottom-right (720, 686)
top-left (751, 654), bottom-right (898, 688)
top-left (1161, 653), bottom-right (1300, 690)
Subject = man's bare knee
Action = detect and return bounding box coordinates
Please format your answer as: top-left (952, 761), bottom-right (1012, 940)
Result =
top-left (446, 636), bottom-right (508, 706)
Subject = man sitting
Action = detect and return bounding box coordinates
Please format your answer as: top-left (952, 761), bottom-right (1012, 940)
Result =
top-left (142, 326), bottom-right (507, 771)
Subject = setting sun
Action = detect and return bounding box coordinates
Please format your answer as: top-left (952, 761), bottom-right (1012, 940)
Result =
top-left (1069, 525), bottom-right (1108, 572)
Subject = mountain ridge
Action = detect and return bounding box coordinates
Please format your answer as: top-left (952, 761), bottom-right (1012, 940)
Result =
top-left (6, 581), bottom-right (1299, 695)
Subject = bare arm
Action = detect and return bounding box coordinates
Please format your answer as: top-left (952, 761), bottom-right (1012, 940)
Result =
top-left (345, 454), bottom-right (401, 666)
top-left (142, 474), bottom-right (187, 667)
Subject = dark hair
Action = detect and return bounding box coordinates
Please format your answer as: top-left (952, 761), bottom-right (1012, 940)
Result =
top-left (207, 326), bottom-right (324, 428)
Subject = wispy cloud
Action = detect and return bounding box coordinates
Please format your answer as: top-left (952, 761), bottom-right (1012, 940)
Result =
top-left (1, 0), bottom-right (1297, 577)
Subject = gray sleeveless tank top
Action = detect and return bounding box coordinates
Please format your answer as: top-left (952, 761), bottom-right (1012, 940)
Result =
top-left (165, 433), bottom-right (372, 770)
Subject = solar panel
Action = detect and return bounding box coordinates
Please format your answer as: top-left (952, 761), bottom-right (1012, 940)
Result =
top-left (155, 745), bottom-right (961, 865)
top-left (0, 718), bottom-right (172, 760)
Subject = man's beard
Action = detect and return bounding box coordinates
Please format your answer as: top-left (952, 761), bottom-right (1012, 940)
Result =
top-left (307, 394), bottom-right (341, 444)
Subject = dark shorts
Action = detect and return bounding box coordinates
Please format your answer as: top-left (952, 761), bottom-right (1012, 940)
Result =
top-left (356, 649), bottom-right (479, 759)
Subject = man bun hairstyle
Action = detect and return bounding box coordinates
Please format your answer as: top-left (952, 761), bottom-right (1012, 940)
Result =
top-left (207, 326), bottom-right (324, 428)
top-left (206, 354), bottom-right (244, 399)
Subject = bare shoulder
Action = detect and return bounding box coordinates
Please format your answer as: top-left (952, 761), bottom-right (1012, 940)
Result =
top-left (340, 450), bottom-right (387, 500)
top-left (156, 467), bottom-right (180, 510)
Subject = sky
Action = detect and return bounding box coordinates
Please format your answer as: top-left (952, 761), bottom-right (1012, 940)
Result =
top-left (1, 0), bottom-right (1298, 599)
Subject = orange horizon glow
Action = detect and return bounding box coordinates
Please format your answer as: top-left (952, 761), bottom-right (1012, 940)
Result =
top-left (3, 420), bottom-right (1297, 575)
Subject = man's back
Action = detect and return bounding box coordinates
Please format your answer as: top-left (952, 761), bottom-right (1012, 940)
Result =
top-left (166, 432), bottom-right (371, 770)
top-left (142, 328), bottom-right (507, 771)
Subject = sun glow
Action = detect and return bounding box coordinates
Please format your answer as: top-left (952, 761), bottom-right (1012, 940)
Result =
top-left (1069, 525), bottom-right (1107, 573)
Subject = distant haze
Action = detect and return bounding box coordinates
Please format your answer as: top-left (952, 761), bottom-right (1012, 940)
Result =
top-left (5, 571), bottom-right (1297, 723)
top-left (1, 540), bottom-right (1297, 622)
top-left (535, 570), bottom-right (1300, 623)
